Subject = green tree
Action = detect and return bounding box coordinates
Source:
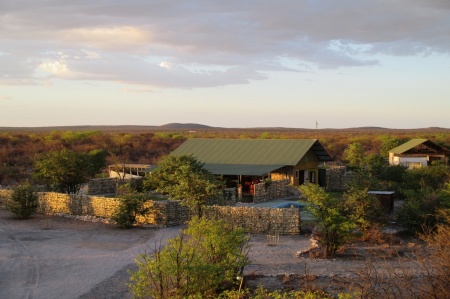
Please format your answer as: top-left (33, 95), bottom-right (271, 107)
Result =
top-left (8, 181), bottom-right (38, 219)
top-left (402, 164), bottom-right (450, 192)
top-left (377, 135), bottom-right (402, 157)
top-left (397, 185), bottom-right (450, 235)
top-left (349, 154), bottom-right (407, 196)
top-left (343, 186), bottom-right (382, 232)
top-left (130, 217), bottom-right (250, 299)
top-left (33, 148), bottom-right (106, 194)
top-left (144, 155), bottom-right (224, 217)
top-left (342, 142), bottom-right (365, 168)
top-left (299, 184), bottom-right (356, 257)
top-left (112, 184), bottom-right (149, 228)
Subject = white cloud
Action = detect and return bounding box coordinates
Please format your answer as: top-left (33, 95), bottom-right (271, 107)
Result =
top-left (158, 61), bottom-right (172, 69)
top-left (0, 0), bottom-right (449, 88)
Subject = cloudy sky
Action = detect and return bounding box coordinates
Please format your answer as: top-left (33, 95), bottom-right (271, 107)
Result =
top-left (1, 0), bottom-right (449, 129)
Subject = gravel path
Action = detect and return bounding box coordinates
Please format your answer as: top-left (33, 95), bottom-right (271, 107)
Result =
top-left (0, 210), bottom-right (180, 299)
top-left (1, 207), bottom-right (422, 298)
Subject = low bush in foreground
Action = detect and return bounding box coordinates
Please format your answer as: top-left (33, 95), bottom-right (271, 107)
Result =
top-left (130, 217), bottom-right (250, 299)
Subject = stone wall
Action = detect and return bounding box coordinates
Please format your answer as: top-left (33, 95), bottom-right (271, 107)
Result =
top-left (0, 190), bottom-right (186, 227)
top-left (325, 167), bottom-right (355, 192)
top-left (37, 192), bottom-right (119, 219)
top-left (136, 200), bottom-right (189, 227)
top-left (0, 189), bottom-right (301, 234)
top-left (37, 192), bottom-right (190, 227)
top-left (204, 205), bottom-right (301, 235)
top-left (87, 178), bottom-right (117, 195)
top-left (210, 187), bottom-right (237, 206)
top-left (253, 179), bottom-right (293, 203)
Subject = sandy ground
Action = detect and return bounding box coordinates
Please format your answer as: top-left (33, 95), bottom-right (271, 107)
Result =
top-left (0, 201), bottom-right (421, 298)
top-left (0, 210), bottom-right (180, 299)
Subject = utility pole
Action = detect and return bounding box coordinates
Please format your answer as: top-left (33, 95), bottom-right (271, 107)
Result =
top-left (315, 121), bottom-right (318, 139)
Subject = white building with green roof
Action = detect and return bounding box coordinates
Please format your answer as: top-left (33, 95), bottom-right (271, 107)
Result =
top-left (388, 139), bottom-right (450, 169)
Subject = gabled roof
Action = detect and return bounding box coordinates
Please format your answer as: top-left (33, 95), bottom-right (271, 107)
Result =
top-left (202, 164), bottom-right (284, 175)
top-left (389, 139), bottom-right (450, 155)
top-left (171, 139), bottom-right (332, 174)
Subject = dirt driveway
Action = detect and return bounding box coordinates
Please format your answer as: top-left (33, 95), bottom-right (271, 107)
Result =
top-left (0, 210), bottom-right (180, 299)
top-left (1, 207), bottom-right (424, 298)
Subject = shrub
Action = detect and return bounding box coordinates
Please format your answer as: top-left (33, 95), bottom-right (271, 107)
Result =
top-left (397, 186), bottom-right (450, 235)
top-left (130, 217), bottom-right (250, 298)
top-left (218, 286), bottom-right (346, 298)
top-left (144, 155), bottom-right (224, 217)
top-left (8, 182), bottom-right (38, 219)
top-left (112, 184), bottom-right (149, 228)
top-left (299, 183), bottom-right (356, 257)
top-left (417, 209), bottom-right (450, 298)
top-left (343, 186), bottom-right (383, 233)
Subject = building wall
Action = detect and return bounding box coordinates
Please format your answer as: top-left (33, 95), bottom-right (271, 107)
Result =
top-left (271, 150), bottom-right (321, 187)
top-left (391, 156), bottom-right (428, 169)
top-left (325, 167), bottom-right (355, 192)
top-left (294, 150), bottom-right (320, 186)
top-left (87, 178), bottom-right (117, 195)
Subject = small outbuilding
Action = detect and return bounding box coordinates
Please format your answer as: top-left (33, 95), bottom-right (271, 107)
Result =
top-left (108, 164), bottom-right (157, 179)
top-left (368, 191), bottom-right (395, 211)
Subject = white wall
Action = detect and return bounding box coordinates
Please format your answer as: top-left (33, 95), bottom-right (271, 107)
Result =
top-left (391, 156), bottom-right (428, 169)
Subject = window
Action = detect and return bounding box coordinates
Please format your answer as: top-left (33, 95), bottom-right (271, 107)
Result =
top-left (295, 170), bottom-right (299, 179)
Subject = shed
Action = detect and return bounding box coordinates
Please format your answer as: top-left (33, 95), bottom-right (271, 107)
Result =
top-left (368, 191), bottom-right (395, 211)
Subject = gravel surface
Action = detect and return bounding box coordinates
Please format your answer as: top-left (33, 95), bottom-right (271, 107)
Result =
top-left (0, 209), bottom-right (180, 299)
top-left (1, 205), bottom-right (424, 298)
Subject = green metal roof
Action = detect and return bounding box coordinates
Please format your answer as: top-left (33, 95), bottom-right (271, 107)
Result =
top-left (389, 139), bottom-right (430, 154)
top-left (390, 139), bottom-right (450, 155)
top-left (171, 139), bottom-right (331, 166)
top-left (202, 164), bottom-right (284, 175)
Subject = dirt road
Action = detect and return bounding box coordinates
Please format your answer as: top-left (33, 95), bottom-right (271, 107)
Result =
top-left (0, 210), bottom-right (180, 299)
top-left (0, 207), bottom-right (424, 298)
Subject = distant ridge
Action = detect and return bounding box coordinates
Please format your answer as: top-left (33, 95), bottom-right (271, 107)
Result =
top-left (0, 124), bottom-right (448, 133)
top-left (159, 123), bottom-right (214, 129)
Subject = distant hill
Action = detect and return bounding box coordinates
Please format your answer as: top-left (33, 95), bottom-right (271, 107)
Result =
top-left (0, 124), bottom-right (448, 133)
top-left (159, 123), bottom-right (214, 129)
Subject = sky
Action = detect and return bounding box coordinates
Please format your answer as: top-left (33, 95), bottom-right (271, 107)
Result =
top-left (1, 0), bottom-right (449, 129)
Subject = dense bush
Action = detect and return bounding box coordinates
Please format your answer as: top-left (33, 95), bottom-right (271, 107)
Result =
top-left (343, 186), bottom-right (382, 232)
top-left (144, 155), bottom-right (224, 217)
top-left (33, 148), bottom-right (106, 194)
top-left (112, 184), bottom-right (149, 228)
top-left (397, 185), bottom-right (450, 234)
top-left (218, 287), bottom-right (341, 299)
top-left (402, 163), bottom-right (450, 191)
top-left (130, 217), bottom-right (250, 298)
top-left (299, 183), bottom-right (356, 257)
top-left (8, 182), bottom-right (38, 219)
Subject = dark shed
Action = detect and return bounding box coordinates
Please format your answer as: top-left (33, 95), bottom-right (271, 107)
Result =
top-left (368, 191), bottom-right (395, 211)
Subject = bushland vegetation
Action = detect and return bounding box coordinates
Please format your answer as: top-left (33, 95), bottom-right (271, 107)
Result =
top-left (1, 127), bottom-right (449, 185)
top-left (130, 216), bottom-right (250, 299)
top-left (7, 181), bottom-right (38, 219)
top-left (0, 130), bottom-right (184, 185)
top-left (1, 126), bottom-right (449, 298)
top-left (143, 154), bottom-right (224, 217)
